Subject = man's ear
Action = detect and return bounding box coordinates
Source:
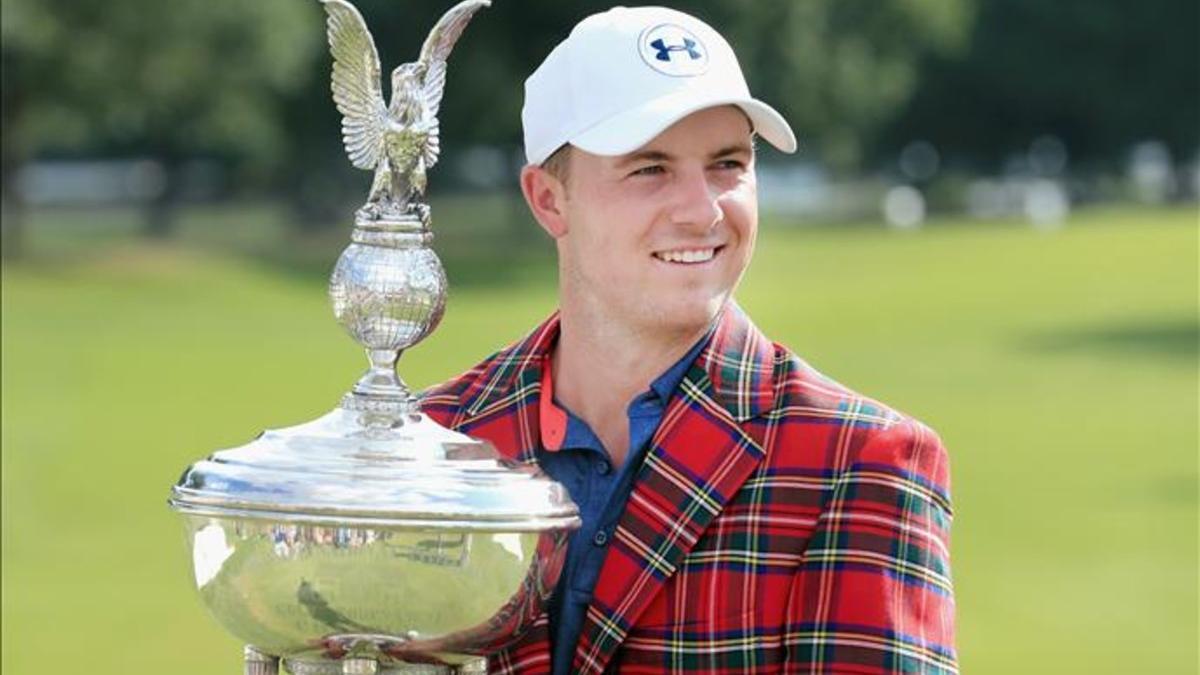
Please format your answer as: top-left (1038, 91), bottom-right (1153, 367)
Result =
top-left (520, 165), bottom-right (569, 239)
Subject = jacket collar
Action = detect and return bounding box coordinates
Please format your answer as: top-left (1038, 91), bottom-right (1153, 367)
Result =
top-left (460, 301), bottom-right (776, 430)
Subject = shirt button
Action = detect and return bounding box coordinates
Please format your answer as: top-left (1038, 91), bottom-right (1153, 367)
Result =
top-left (595, 460), bottom-right (611, 475)
top-left (592, 530), bottom-right (609, 546)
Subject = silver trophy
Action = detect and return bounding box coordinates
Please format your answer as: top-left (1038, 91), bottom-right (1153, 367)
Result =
top-left (169, 2), bottom-right (580, 673)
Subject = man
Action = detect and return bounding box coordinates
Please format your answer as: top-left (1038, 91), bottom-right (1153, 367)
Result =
top-left (422, 6), bottom-right (956, 674)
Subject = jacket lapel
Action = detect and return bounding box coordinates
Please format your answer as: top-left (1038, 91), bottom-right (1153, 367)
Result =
top-left (573, 303), bottom-right (777, 674)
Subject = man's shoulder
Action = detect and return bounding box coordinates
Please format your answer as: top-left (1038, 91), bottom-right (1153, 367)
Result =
top-left (764, 341), bottom-right (950, 494)
top-left (419, 350), bottom-right (500, 425)
top-left (767, 342), bottom-right (912, 428)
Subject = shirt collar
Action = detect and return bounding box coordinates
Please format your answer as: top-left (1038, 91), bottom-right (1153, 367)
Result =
top-left (650, 333), bottom-right (709, 402)
top-left (537, 333), bottom-right (709, 452)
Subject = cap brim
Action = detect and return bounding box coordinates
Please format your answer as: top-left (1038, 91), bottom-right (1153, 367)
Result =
top-left (569, 89), bottom-right (798, 157)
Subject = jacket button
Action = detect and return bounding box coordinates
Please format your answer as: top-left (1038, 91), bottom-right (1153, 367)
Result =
top-left (596, 460), bottom-right (611, 475)
top-left (592, 530), bottom-right (609, 546)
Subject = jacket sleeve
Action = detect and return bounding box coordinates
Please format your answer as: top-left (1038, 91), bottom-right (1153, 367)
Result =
top-left (783, 418), bottom-right (957, 674)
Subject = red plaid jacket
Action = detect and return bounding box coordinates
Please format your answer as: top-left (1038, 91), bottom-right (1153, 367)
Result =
top-left (421, 304), bottom-right (956, 674)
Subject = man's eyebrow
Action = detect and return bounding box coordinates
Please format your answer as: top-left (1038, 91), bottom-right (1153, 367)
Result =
top-left (615, 149), bottom-right (673, 167)
top-left (615, 143), bottom-right (754, 167)
top-left (709, 143), bottom-right (754, 159)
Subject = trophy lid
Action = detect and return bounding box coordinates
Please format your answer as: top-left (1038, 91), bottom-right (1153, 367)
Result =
top-left (170, 407), bottom-right (579, 531)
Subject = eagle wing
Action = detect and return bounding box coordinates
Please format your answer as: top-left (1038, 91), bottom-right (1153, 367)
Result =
top-left (322, 0), bottom-right (390, 171)
top-left (418, 0), bottom-right (490, 169)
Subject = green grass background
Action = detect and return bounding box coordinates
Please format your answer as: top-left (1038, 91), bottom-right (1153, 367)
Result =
top-left (2, 204), bottom-right (1196, 673)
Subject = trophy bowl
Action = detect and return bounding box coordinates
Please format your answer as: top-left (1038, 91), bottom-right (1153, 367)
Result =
top-left (171, 409), bottom-right (578, 674)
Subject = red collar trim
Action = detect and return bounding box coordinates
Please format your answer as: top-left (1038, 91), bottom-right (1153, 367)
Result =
top-left (539, 356), bottom-right (567, 452)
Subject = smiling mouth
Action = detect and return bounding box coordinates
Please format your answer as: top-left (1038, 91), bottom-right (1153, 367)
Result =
top-left (652, 246), bottom-right (724, 264)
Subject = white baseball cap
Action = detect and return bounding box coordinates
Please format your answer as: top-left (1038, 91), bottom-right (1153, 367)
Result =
top-left (521, 5), bottom-right (797, 165)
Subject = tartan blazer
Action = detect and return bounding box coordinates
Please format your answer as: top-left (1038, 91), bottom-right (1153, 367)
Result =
top-left (421, 304), bottom-right (957, 674)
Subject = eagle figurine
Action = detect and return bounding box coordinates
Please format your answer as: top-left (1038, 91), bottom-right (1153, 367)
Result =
top-left (321, 0), bottom-right (490, 222)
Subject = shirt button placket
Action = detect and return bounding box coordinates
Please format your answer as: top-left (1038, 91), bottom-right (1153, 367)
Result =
top-left (592, 529), bottom-right (609, 546)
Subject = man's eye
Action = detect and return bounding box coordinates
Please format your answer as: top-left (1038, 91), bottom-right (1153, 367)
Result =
top-left (712, 159), bottom-right (745, 171)
top-left (630, 165), bottom-right (664, 177)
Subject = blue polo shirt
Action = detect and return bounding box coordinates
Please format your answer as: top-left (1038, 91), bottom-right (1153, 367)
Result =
top-left (536, 337), bottom-right (707, 675)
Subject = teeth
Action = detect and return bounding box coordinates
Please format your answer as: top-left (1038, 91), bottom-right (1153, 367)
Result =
top-left (655, 248), bottom-right (716, 264)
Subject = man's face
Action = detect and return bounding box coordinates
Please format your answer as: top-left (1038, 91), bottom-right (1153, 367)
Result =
top-left (554, 105), bottom-right (758, 336)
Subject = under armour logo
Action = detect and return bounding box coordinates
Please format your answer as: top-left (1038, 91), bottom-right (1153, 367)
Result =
top-left (639, 24), bottom-right (709, 77)
top-left (649, 37), bottom-right (702, 62)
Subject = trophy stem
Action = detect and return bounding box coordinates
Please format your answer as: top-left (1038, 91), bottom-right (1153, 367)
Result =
top-left (352, 348), bottom-right (412, 400)
top-left (244, 646), bottom-right (279, 675)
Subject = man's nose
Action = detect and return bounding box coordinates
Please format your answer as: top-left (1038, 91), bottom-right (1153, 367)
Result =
top-left (669, 167), bottom-right (723, 231)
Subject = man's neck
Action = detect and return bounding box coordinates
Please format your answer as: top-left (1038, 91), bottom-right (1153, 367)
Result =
top-left (550, 301), bottom-right (712, 465)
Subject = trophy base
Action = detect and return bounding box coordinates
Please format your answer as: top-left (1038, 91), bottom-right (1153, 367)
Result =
top-left (245, 647), bottom-right (486, 675)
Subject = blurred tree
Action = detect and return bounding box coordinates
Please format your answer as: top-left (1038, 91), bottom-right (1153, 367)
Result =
top-left (704, 0), bottom-right (976, 170)
top-left (1, 0), bottom-right (321, 246)
top-left (879, 0), bottom-right (1200, 169)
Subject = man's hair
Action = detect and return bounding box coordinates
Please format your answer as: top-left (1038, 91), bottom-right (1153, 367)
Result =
top-left (540, 144), bottom-right (572, 188)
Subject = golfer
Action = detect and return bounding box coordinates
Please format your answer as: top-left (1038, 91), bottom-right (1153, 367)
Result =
top-left (424, 6), bottom-right (957, 674)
